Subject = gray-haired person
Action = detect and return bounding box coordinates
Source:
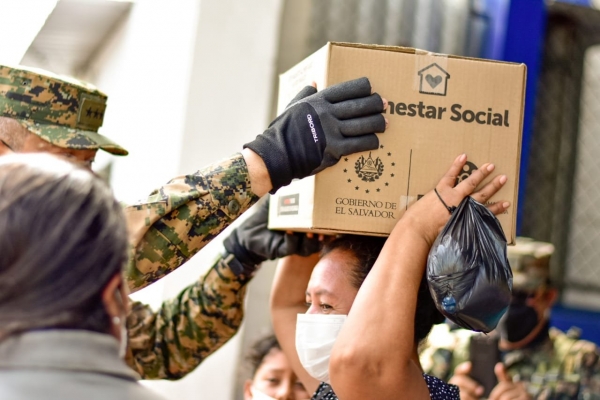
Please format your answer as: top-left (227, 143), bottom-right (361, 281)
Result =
top-left (0, 154), bottom-right (164, 400)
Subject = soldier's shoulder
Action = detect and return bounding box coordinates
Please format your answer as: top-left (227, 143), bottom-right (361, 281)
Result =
top-left (550, 327), bottom-right (600, 360)
top-left (425, 324), bottom-right (475, 349)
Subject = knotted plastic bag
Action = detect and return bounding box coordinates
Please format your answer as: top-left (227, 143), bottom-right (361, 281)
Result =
top-left (427, 197), bottom-right (512, 333)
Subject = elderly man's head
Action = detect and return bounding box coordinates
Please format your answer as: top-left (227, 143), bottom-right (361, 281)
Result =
top-left (0, 117), bottom-right (97, 167)
top-left (0, 65), bottom-right (127, 169)
top-left (0, 153), bottom-right (129, 346)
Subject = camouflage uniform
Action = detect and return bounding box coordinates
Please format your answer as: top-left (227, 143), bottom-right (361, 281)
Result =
top-left (420, 238), bottom-right (600, 399)
top-left (0, 65), bottom-right (127, 155)
top-left (123, 153), bottom-right (258, 379)
top-left (421, 325), bottom-right (600, 399)
top-left (125, 253), bottom-right (258, 379)
top-left (0, 65), bottom-right (260, 379)
top-left (123, 152), bottom-right (257, 292)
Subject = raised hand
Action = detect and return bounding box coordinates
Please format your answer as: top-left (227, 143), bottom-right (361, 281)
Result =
top-left (449, 362), bottom-right (485, 400)
top-left (403, 153), bottom-right (510, 245)
top-left (489, 363), bottom-right (531, 400)
top-left (223, 196), bottom-right (322, 268)
top-left (245, 77), bottom-right (388, 193)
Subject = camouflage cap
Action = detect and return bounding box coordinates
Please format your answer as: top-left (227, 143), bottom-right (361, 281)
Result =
top-left (507, 237), bottom-right (555, 291)
top-left (0, 65), bottom-right (128, 155)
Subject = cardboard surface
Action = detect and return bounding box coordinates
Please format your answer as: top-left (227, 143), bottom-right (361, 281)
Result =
top-left (269, 42), bottom-right (526, 243)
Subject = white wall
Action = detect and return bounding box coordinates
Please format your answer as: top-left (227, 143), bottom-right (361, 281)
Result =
top-left (84, 1), bottom-right (284, 399)
top-left (84, 0), bottom-right (199, 206)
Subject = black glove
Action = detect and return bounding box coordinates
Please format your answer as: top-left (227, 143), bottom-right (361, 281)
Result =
top-left (245, 77), bottom-right (386, 193)
top-left (223, 197), bottom-right (322, 268)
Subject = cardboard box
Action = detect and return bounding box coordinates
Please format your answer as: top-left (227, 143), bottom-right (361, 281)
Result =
top-left (269, 42), bottom-right (526, 243)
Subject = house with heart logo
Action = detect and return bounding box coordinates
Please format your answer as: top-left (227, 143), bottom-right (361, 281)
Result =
top-left (418, 63), bottom-right (450, 96)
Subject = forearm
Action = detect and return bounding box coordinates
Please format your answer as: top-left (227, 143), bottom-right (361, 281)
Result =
top-left (270, 254), bottom-right (320, 394)
top-left (125, 254), bottom-right (252, 379)
top-left (124, 153), bottom-right (259, 292)
top-left (242, 148), bottom-right (271, 197)
top-left (271, 254), bottom-right (316, 311)
top-left (330, 217), bottom-right (431, 399)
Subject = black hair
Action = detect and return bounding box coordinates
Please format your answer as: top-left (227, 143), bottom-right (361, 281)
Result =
top-left (321, 235), bottom-right (445, 343)
top-left (0, 154), bottom-right (128, 340)
top-left (246, 334), bottom-right (282, 377)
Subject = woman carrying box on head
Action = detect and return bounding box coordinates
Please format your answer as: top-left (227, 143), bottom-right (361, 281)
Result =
top-left (269, 154), bottom-right (510, 400)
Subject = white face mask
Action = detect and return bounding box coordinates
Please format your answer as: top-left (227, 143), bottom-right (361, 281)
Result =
top-left (250, 386), bottom-right (277, 400)
top-left (112, 287), bottom-right (128, 359)
top-left (295, 313), bottom-right (347, 384)
top-left (118, 317), bottom-right (128, 359)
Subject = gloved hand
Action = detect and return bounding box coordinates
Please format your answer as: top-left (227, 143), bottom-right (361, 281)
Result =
top-left (245, 77), bottom-right (386, 193)
top-left (223, 196), bottom-right (322, 268)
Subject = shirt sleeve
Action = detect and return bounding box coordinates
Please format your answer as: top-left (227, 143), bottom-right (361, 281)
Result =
top-left (310, 383), bottom-right (338, 400)
top-left (124, 253), bottom-right (257, 380)
top-left (123, 153), bottom-right (260, 292)
top-left (423, 374), bottom-right (460, 400)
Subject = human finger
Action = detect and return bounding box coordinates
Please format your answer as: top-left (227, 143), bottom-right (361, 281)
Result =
top-left (332, 93), bottom-right (384, 119)
top-left (489, 382), bottom-right (530, 400)
top-left (286, 85), bottom-right (318, 108)
top-left (337, 134), bottom-right (380, 156)
top-left (339, 114), bottom-right (387, 136)
top-left (454, 361), bottom-right (472, 375)
top-left (470, 174), bottom-right (507, 204)
top-left (438, 153), bottom-right (468, 189)
top-left (449, 374), bottom-right (484, 399)
top-left (321, 77), bottom-right (372, 103)
top-left (286, 232), bottom-right (322, 257)
top-left (485, 201), bottom-right (510, 216)
top-left (494, 363), bottom-right (511, 383)
top-left (450, 363), bottom-right (484, 398)
top-left (454, 162), bottom-right (496, 197)
top-left (454, 390), bottom-right (479, 400)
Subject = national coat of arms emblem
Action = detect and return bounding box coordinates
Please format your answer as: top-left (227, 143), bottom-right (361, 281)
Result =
top-left (355, 152), bottom-right (384, 182)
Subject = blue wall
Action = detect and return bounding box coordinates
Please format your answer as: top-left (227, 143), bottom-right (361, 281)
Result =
top-left (490, 0), bottom-right (600, 346)
top-left (552, 305), bottom-right (600, 346)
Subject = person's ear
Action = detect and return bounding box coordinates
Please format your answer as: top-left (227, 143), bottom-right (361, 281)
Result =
top-left (545, 288), bottom-right (558, 307)
top-left (102, 272), bottom-right (129, 337)
top-left (243, 379), bottom-right (254, 400)
top-left (0, 138), bottom-right (13, 155)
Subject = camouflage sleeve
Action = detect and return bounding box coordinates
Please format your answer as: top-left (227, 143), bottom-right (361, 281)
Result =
top-left (419, 324), bottom-right (474, 381)
top-left (123, 153), bottom-right (260, 292)
top-left (125, 253), bottom-right (256, 380)
top-left (579, 345), bottom-right (600, 397)
top-left (558, 333), bottom-right (600, 397)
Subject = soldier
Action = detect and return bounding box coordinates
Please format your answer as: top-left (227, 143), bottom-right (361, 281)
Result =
top-left (420, 237), bottom-right (600, 400)
top-left (0, 65), bottom-right (388, 379)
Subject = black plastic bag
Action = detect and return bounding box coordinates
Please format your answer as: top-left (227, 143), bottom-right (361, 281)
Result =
top-left (427, 196), bottom-right (512, 333)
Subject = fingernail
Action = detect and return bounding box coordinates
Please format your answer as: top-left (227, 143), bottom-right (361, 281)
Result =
top-left (455, 153), bottom-right (466, 162)
top-left (476, 387), bottom-right (484, 396)
top-left (385, 118), bottom-right (389, 126)
top-left (487, 163), bottom-right (495, 172)
top-left (499, 175), bottom-right (507, 184)
top-left (382, 97), bottom-right (388, 110)
top-left (503, 201), bottom-right (510, 209)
